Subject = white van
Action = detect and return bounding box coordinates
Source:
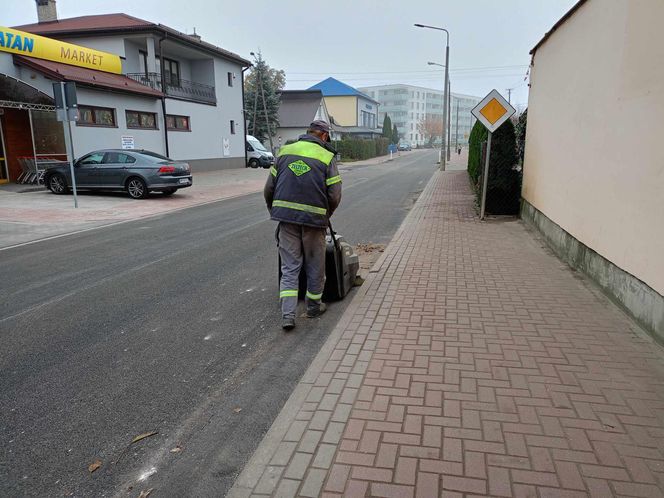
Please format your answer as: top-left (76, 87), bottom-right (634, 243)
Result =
top-left (246, 135), bottom-right (275, 168)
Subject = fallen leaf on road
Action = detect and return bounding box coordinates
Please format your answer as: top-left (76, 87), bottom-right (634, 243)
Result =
top-left (131, 431), bottom-right (158, 444)
top-left (138, 488), bottom-right (154, 498)
top-left (88, 460), bottom-right (102, 473)
top-left (233, 407), bottom-right (242, 413)
top-left (170, 446), bottom-right (182, 453)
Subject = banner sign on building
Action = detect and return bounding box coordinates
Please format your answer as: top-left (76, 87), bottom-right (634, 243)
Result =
top-left (0, 26), bottom-right (122, 74)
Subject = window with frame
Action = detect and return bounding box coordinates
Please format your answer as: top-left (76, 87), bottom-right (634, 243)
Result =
top-left (166, 114), bottom-right (190, 131)
top-left (126, 110), bottom-right (158, 130)
top-left (156, 56), bottom-right (180, 86)
top-left (230, 120), bottom-right (236, 134)
top-left (78, 106), bottom-right (116, 127)
top-left (78, 152), bottom-right (105, 165)
top-left (227, 72), bottom-right (233, 87)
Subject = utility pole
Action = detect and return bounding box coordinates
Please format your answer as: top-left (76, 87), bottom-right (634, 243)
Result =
top-left (455, 100), bottom-right (459, 152)
top-left (447, 81), bottom-right (452, 161)
top-left (258, 69), bottom-right (274, 153)
top-left (251, 81), bottom-right (259, 136)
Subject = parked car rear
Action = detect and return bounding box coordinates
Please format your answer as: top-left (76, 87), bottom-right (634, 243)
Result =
top-left (44, 149), bottom-right (193, 199)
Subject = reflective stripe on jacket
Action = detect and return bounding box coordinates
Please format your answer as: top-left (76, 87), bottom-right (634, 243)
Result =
top-left (266, 135), bottom-right (341, 228)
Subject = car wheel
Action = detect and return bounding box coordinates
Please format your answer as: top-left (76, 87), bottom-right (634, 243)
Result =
top-left (47, 173), bottom-right (68, 195)
top-left (162, 188), bottom-right (177, 196)
top-left (248, 158), bottom-right (259, 168)
top-left (126, 177), bottom-right (148, 199)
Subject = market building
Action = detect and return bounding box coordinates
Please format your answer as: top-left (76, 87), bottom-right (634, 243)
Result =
top-left (0, 1), bottom-right (250, 184)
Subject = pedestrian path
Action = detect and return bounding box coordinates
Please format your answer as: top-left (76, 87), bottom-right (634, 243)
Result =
top-left (229, 170), bottom-right (664, 497)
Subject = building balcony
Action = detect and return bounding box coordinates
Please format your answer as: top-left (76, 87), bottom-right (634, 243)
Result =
top-left (125, 72), bottom-right (216, 105)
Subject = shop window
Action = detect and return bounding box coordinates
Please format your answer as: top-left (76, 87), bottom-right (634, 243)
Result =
top-left (126, 111), bottom-right (158, 130)
top-left (166, 114), bottom-right (191, 131)
top-left (78, 106), bottom-right (116, 127)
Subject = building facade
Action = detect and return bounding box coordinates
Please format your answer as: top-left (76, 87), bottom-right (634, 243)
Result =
top-left (0, 3), bottom-right (249, 185)
top-left (275, 90), bottom-right (335, 145)
top-left (308, 78), bottom-right (380, 137)
top-left (358, 84), bottom-right (481, 147)
top-left (522, 0), bottom-right (664, 340)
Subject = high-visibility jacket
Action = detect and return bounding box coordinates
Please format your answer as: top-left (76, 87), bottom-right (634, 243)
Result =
top-left (264, 134), bottom-right (342, 228)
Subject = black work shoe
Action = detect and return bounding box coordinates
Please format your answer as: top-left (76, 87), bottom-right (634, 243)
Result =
top-left (306, 303), bottom-right (327, 318)
top-left (282, 317), bottom-right (295, 330)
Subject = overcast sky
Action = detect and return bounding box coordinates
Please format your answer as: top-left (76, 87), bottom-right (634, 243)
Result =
top-left (5, 0), bottom-right (577, 109)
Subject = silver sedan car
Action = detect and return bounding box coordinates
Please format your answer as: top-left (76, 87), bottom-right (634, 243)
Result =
top-left (44, 149), bottom-right (193, 199)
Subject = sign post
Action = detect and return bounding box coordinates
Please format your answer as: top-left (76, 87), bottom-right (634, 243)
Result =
top-left (54, 81), bottom-right (79, 208)
top-left (471, 89), bottom-right (516, 220)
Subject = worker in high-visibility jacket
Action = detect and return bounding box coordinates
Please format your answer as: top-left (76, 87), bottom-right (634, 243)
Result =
top-left (264, 120), bottom-right (342, 330)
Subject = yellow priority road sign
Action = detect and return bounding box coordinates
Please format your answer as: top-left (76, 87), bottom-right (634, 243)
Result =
top-left (0, 26), bottom-right (122, 74)
top-left (471, 89), bottom-right (516, 133)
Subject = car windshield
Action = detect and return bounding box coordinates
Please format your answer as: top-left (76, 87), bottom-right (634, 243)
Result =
top-left (248, 139), bottom-right (268, 152)
top-left (137, 151), bottom-right (173, 162)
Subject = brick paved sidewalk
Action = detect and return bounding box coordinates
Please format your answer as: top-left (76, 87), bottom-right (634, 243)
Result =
top-left (229, 171), bottom-right (664, 498)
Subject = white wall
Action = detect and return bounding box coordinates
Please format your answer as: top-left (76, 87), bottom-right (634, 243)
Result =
top-left (71, 87), bottom-right (164, 156)
top-left (523, 0), bottom-right (664, 294)
top-left (57, 36), bottom-right (127, 59)
top-left (275, 127), bottom-right (305, 145)
top-left (164, 57), bottom-right (244, 161)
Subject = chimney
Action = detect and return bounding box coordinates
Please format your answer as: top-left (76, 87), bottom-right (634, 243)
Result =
top-left (188, 27), bottom-right (202, 42)
top-left (36, 0), bottom-right (57, 23)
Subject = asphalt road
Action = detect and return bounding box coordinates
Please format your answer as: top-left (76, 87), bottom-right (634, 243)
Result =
top-left (0, 149), bottom-right (437, 497)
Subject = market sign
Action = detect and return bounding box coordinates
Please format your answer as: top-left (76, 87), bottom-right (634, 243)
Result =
top-left (471, 89), bottom-right (516, 133)
top-left (0, 26), bottom-right (121, 74)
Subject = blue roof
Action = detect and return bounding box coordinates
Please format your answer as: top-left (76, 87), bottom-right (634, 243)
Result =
top-left (308, 77), bottom-right (379, 103)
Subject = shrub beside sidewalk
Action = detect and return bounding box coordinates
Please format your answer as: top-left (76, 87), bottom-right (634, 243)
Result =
top-left (467, 119), bottom-right (522, 215)
top-left (334, 137), bottom-right (389, 162)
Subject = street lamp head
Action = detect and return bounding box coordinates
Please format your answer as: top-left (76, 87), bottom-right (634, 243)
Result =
top-left (414, 23), bottom-right (424, 27)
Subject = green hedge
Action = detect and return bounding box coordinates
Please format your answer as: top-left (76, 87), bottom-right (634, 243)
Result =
top-left (467, 119), bottom-right (522, 215)
top-left (334, 137), bottom-right (390, 161)
top-left (468, 120), bottom-right (488, 186)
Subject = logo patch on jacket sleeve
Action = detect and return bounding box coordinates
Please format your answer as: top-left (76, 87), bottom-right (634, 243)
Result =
top-left (287, 160), bottom-right (311, 176)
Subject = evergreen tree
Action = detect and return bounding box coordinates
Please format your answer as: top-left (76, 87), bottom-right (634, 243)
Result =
top-left (244, 51), bottom-right (284, 146)
top-left (515, 108), bottom-right (528, 165)
top-left (382, 115), bottom-right (392, 139)
top-left (468, 120), bottom-right (488, 185)
top-left (392, 124), bottom-right (399, 144)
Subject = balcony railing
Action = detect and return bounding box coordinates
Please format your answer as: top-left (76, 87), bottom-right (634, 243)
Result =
top-left (126, 72), bottom-right (216, 105)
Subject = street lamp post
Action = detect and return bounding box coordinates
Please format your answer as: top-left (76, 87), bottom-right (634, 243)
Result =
top-left (427, 61), bottom-right (450, 166)
top-left (415, 23), bottom-right (449, 171)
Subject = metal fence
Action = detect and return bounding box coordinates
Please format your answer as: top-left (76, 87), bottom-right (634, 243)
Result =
top-left (16, 155), bottom-right (68, 185)
top-left (126, 73), bottom-right (216, 105)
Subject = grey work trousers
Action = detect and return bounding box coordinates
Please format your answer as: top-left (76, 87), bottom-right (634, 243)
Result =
top-left (278, 222), bottom-right (327, 319)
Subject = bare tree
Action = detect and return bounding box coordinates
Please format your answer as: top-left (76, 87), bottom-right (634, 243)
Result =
top-left (417, 115), bottom-right (444, 146)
